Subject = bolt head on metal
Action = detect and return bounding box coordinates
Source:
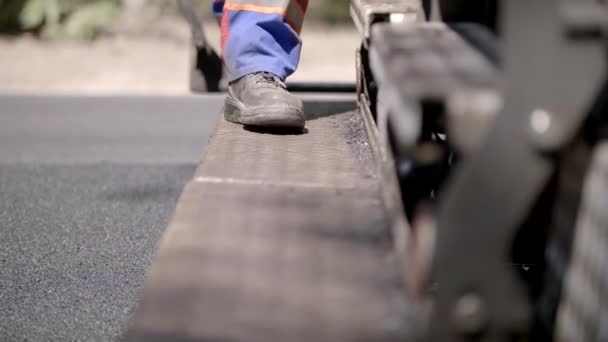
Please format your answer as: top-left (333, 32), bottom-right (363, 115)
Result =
top-left (452, 293), bottom-right (486, 335)
top-left (530, 109), bottom-right (552, 135)
top-left (529, 108), bottom-right (573, 152)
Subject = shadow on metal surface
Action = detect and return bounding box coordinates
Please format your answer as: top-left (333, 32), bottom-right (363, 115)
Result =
top-left (302, 96), bottom-right (358, 121)
top-left (244, 126), bottom-right (309, 136)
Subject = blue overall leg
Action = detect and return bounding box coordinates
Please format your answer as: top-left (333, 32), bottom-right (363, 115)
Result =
top-left (214, 0), bottom-right (308, 82)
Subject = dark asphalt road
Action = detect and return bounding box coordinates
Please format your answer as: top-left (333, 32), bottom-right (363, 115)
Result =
top-left (0, 94), bottom-right (356, 341)
top-left (0, 95), bottom-right (223, 341)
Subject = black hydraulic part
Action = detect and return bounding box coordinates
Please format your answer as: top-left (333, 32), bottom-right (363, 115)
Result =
top-left (439, 0), bottom-right (498, 33)
top-left (427, 0), bottom-right (606, 341)
top-left (368, 22), bottom-right (499, 224)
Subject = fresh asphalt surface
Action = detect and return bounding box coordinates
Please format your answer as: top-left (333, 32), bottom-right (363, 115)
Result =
top-left (0, 94), bottom-right (356, 341)
top-left (0, 95), bottom-right (222, 341)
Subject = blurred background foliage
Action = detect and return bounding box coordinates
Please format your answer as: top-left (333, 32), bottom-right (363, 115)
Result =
top-left (309, 1), bottom-right (350, 25)
top-left (0, 0), bottom-right (351, 40)
top-left (0, 0), bottom-right (121, 39)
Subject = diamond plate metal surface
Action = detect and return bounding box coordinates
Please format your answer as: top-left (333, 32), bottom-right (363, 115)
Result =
top-left (195, 111), bottom-right (377, 190)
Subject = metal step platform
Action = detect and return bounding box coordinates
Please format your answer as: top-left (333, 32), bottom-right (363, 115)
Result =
top-left (126, 100), bottom-right (413, 341)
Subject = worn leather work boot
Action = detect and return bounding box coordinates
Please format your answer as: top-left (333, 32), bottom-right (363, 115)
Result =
top-left (224, 72), bottom-right (305, 129)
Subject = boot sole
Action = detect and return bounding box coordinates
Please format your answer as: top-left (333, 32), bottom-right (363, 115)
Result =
top-left (224, 96), bottom-right (305, 129)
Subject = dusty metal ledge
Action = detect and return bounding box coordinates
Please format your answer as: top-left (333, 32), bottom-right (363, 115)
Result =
top-left (350, 0), bottom-right (422, 44)
top-left (127, 101), bottom-right (411, 341)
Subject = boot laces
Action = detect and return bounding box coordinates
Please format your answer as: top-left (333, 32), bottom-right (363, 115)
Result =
top-left (252, 72), bottom-right (286, 89)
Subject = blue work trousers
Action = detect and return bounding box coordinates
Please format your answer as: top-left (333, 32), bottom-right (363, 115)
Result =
top-left (213, 0), bottom-right (309, 82)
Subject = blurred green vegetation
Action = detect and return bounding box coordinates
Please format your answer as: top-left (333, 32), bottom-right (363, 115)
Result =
top-left (0, 0), bottom-right (120, 39)
top-left (0, 0), bottom-right (351, 39)
top-left (310, 1), bottom-right (350, 25)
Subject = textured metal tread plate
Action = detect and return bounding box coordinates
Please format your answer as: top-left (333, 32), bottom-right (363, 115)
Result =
top-left (128, 111), bottom-right (410, 341)
top-left (370, 22), bottom-right (499, 100)
top-left (350, 0), bottom-right (422, 40)
top-left (195, 112), bottom-right (376, 189)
